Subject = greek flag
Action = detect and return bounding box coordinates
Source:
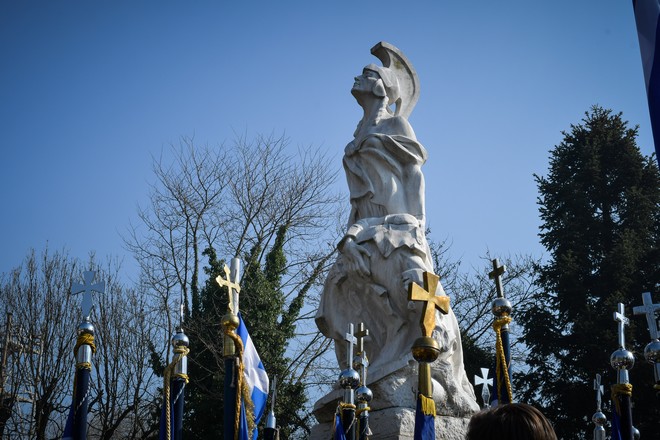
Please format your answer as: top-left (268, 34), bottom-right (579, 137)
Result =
top-left (634, 0), bottom-right (660, 162)
top-left (237, 313), bottom-right (269, 440)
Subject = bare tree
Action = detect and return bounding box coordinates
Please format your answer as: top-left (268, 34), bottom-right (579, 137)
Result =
top-left (430, 239), bottom-right (542, 365)
top-left (125, 133), bottom-right (343, 434)
top-left (88, 261), bottom-right (161, 440)
top-left (0, 250), bottom-right (162, 440)
top-left (0, 249), bottom-right (79, 439)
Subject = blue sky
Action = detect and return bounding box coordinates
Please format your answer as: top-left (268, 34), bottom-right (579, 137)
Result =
top-left (0, 1), bottom-right (654, 282)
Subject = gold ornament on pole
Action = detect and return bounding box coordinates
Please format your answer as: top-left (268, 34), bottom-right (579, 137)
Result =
top-left (408, 272), bottom-right (450, 414)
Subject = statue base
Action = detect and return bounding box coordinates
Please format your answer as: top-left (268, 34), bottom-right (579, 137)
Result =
top-left (310, 407), bottom-right (471, 440)
top-left (310, 360), bottom-right (478, 439)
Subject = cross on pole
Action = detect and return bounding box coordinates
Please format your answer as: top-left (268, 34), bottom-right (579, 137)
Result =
top-left (489, 259), bottom-right (506, 299)
top-left (355, 322), bottom-right (369, 356)
top-left (345, 323), bottom-right (357, 369)
top-left (408, 272), bottom-right (450, 337)
top-left (71, 271), bottom-right (105, 320)
top-left (216, 258), bottom-right (242, 315)
top-left (594, 373), bottom-right (604, 411)
top-left (633, 292), bottom-right (660, 340)
top-left (474, 368), bottom-right (492, 407)
top-left (613, 303), bottom-right (630, 349)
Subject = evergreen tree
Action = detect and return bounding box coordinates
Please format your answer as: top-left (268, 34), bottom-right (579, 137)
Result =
top-left (184, 226), bottom-right (329, 439)
top-left (183, 246), bottom-right (226, 439)
top-left (516, 106), bottom-right (660, 438)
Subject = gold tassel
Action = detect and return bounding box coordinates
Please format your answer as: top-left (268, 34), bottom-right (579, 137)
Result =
top-left (420, 394), bottom-right (436, 417)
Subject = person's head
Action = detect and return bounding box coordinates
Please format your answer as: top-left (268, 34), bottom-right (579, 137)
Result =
top-left (466, 403), bottom-right (557, 440)
top-left (351, 64), bottom-right (399, 110)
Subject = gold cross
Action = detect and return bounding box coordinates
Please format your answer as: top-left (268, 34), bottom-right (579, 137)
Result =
top-left (216, 264), bottom-right (241, 314)
top-left (408, 272), bottom-right (450, 337)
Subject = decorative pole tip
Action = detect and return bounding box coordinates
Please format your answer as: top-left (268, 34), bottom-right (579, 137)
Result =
top-left (172, 330), bottom-right (190, 348)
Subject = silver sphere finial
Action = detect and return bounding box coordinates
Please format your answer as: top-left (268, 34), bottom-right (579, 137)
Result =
top-left (610, 348), bottom-right (635, 370)
top-left (355, 385), bottom-right (373, 404)
top-left (338, 368), bottom-right (360, 390)
top-left (77, 318), bottom-right (95, 336)
top-left (644, 339), bottom-right (660, 364)
top-left (492, 297), bottom-right (512, 317)
top-left (172, 330), bottom-right (190, 348)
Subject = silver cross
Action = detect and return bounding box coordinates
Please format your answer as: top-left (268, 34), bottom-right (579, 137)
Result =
top-left (474, 367), bottom-right (492, 407)
top-left (594, 373), bottom-right (604, 411)
top-left (613, 303), bottom-right (630, 349)
top-left (345, 323), bottom-right (357, 369)
top-left (633, 292), bottom-right (660, 340)
top-left (71, 271), bottom-right (105, 320)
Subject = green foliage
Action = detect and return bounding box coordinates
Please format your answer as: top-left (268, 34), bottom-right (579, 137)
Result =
top-left (516, 106), bottom-right (660, 438)
top-left (183, 246), bottom-right (226, 439)
top-left (185, 226), bottom-right (318, 439)
top-left (241, 225), bottom-right (310, 438)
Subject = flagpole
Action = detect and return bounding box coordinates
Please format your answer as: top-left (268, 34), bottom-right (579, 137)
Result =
top-left (73, 319), bottom-right (94, 440)
top-left (610, 303), bottom-right (635, 440)
top-left (591, 374), bottom-right (606, 440)
top-left (68, 271), bottom-right (105, 440)
top-left (354, 323), bottom-right (372, 440)
top-left (264, 375), bottom-right (278, 440)
top-left (219, 258), bottom-right (242, 440)
top-left (170, 328), bottom-right (189, 440)
top-left (339, 323), bottom-right (360, 440)
top-left (632, 292), bottom-right (660, 390)
top-left (489, 259), bottom-right (512, 405)
top-left (408, 272), bottom-right (450, 440)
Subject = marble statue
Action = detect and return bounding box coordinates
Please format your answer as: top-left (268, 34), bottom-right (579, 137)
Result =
top-left (312, 42), bottom-right (478, 439)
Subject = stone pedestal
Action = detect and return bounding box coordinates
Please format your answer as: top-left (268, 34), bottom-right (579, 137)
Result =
top-left (310, 360), bottom-right (478, 439)
top-left (310, 407), bottom-right (471, 440)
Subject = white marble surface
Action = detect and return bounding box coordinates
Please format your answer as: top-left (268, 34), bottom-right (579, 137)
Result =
top-left (313, 42), bottom-right (478, 436)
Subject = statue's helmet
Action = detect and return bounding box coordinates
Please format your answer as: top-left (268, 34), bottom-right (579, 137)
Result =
top-left (364, 63), bottom-right (400, 109)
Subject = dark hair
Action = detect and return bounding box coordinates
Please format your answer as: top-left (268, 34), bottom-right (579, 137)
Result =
top-left (466, 403), bottom-right (557, 440)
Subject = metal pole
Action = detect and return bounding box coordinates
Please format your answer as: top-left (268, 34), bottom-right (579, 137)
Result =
top-left (171, 330), bottom-right (188, 440)
top-left (611, 303), bottom-right (635, 440)
top-left (73, 319), bottom-right (94, 440)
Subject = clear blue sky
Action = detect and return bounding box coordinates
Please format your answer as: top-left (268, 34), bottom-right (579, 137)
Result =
top-left (0, 1), bottom-right (654, 281)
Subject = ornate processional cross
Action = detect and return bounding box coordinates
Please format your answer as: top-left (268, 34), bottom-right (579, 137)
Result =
top-left (594, 373), bottom-right (604, 411)
top-left (408, 272), bottom-right (450, 337)
top-left (488, 259), bottom-right (506, 299)
top-left (355, 322), bottom-right (369, 357)
top-left (345, 323), bottom-right (357, 370)
top-left (474, 367), bottom-right (492, 406)
top-left (216, 259), bottom-right (242, 315)
top-left (71, 271), bottom-right (105, 320)
top-left (633, 292), bottom-right (660, 340)
top-left (613, 303), bottom-right (630, 350)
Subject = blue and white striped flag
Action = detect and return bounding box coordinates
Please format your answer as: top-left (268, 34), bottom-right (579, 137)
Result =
top-left (633, 0), bottom-right (660, 163)
top-left (237, 313), bottom-right (269, 440)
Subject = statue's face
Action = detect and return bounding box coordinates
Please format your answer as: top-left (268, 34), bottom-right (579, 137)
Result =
top-left (352, 68), bottom-right (381, 95)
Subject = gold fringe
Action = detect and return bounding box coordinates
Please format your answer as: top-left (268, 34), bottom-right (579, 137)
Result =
top-left (420, 394), bottom-right (436, 417)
